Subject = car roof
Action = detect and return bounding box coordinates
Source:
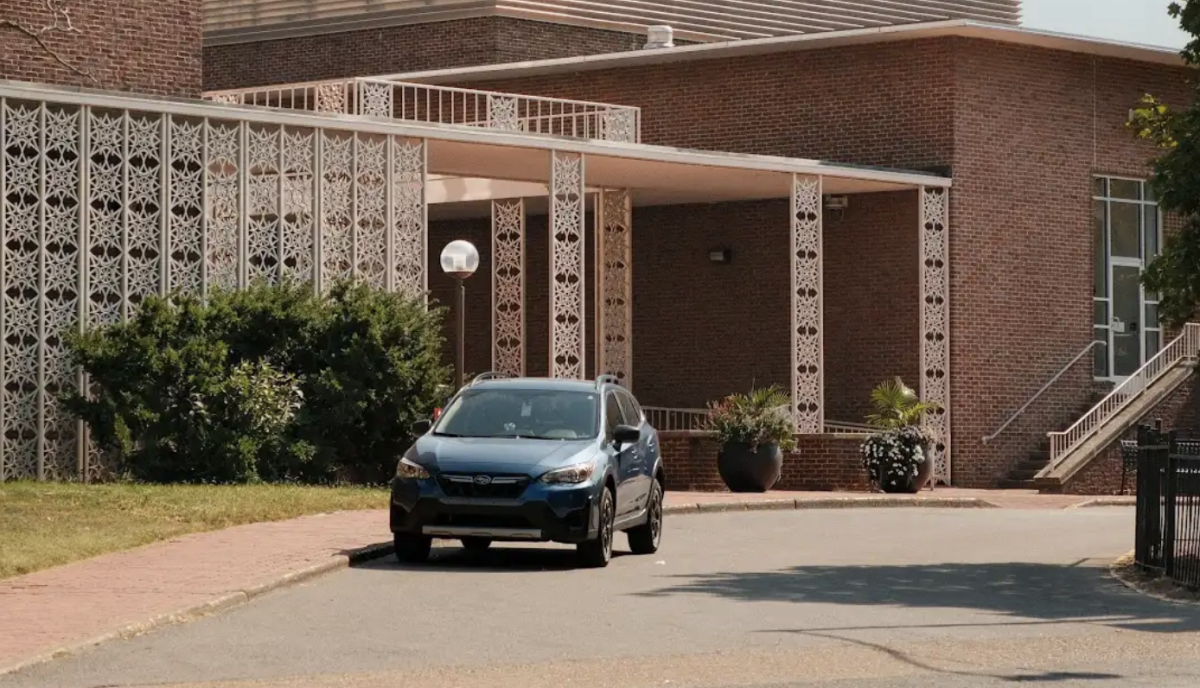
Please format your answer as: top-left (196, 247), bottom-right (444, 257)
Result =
top-left (466, 377), bottom-right (626, 394)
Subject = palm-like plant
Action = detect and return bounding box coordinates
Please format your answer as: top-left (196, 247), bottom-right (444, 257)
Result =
top-left (865, 377), bottom-right (940, 430)
top-left (707, 386), bottom-right (797, 451)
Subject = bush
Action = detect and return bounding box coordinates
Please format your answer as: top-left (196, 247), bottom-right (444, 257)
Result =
top-left (64, 280), bottom-right (449, 484)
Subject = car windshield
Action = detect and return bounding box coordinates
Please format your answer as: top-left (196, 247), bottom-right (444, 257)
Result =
top-left (433, 389), bottom-right (599, 440)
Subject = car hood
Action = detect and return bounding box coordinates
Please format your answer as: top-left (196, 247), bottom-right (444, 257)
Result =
top-left (412, 435), bottom-right (597, 476)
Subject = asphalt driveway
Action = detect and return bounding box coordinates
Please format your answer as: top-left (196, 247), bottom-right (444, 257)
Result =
top-left (4, 507), bottom-right (1198, 688)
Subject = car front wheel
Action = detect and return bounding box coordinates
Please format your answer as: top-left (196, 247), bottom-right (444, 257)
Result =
top-left (627, 479), bottom-right (663, 555)
top-left (394, 533), bottom-right (432, 563)
top-left (577, 487), bottom-right (615, 568)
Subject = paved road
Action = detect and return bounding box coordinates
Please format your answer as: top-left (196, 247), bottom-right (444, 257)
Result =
top-left (4, 507), bottom-right (1199, 688)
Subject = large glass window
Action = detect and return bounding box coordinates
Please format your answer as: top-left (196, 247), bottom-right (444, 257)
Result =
top-left (1093, 177), bottom-right (1162, 379)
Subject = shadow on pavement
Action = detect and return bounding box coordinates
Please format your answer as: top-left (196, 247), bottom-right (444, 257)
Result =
top-left (355, 543), bottom-right (629, 573)
top-left (635, 562), bottom-right (1200, 634)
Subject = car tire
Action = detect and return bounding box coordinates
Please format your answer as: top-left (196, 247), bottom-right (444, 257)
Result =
top-left (461, 537), bottom-right (492, 552)
top-left (627, 478), bottom-right (663, 555)
top-left (577, 487), bottom-right (615, 568)
top-left (394, 533), bottom-right (432, 563)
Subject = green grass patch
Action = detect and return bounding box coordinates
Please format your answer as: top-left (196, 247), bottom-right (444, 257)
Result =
top-left (0, 482), bottom-right (388, 580)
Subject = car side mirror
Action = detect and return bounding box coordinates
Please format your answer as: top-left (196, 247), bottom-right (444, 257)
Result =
top-left (412, 419), bottom-right (432, 435)
top-left (613, 424), bottom-right (640, 446)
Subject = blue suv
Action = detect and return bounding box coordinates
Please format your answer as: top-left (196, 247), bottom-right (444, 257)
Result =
top-left (390, 373), bottom-right (664, 568)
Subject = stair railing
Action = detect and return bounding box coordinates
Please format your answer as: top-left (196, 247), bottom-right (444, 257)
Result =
top-left (981, 340), bottom-right (1104, 445)
top-left (1047, 323), bottom-right (1200, 470)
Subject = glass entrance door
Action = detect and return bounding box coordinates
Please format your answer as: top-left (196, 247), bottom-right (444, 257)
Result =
top-left (1093, 177), bottom-right (1162, 381)
top-left (1110, 261), bottom-right (1143, 378)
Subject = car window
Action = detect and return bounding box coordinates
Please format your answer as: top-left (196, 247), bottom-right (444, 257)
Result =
top-left (604, 393), bottom-right (624, 440)
top-left (615, 391), bottom-right (641, 426)
top-left (434, 389), bottom-right (599, 440)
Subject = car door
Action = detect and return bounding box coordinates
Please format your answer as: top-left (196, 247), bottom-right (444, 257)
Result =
top-left (604, 392), bottom-right (639, 518)
top-left (616, 390), bottom-right (653, 513)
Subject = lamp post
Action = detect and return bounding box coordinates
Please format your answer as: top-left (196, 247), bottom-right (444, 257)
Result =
top-left (440, 240), bottom-right (480, 390)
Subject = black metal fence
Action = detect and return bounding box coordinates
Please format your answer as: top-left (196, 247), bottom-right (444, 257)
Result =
top-left (1134, 424), bottom-right (1200, 590)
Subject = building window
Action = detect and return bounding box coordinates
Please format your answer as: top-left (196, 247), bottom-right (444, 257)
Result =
top-left (1093, 176), bottom-right (1162, 380)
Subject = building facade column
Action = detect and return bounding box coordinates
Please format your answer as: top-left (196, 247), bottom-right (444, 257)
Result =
top-left (492, 198), bottom-right (525, 376)
top-left (790, 174), bottom-right (823, 434)
top-left (390, 137), bottom-right (427, 302)
top-left (919, 186), bottom-right (951, 484)
top-left (597, 189), bottom-right (632, 388)
top-left (549, 151), bottom-right (586, 379)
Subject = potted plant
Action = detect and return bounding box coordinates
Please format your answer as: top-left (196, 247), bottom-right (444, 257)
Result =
top-left (706, 387), bottom-right (797, 493)
top-left (860, 377), bottom-right (941, 494)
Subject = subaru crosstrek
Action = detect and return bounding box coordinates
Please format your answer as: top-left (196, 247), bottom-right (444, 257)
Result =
top-left (390, 373), bottom-right (664, 568)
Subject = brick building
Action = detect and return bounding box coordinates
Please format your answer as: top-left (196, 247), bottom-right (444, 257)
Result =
top-left (2, 0), bottom-right (1195, 491)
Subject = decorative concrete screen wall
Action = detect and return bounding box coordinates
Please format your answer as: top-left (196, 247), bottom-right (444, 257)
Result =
top-left (0, 89), bottom-right (428, 481)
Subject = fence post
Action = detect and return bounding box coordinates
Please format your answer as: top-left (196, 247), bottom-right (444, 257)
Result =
top-left (1165, 429), bottom-right (1178, 577)
top-left (1135, 424), bottom-right (1147, 567)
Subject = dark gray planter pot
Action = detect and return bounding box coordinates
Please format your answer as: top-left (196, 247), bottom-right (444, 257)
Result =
top-left (717, 441), bottom-right (783, 493)
top-left (878, 441), bottom-right (935, 494)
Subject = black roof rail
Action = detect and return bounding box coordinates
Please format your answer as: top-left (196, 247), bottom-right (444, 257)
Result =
top-left (469, 371), bottom-right (512, 386)
top-left (595, 374), bottom-right (622, 389)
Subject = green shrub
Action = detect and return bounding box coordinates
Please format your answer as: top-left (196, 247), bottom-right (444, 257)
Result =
top-left (64, 280), bottom-right (448, 485)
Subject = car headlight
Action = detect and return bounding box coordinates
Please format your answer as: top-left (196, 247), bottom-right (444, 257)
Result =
top-left (396, 457), bottom-right (430, 480)
top-left (540, 462), bottom-right (595, 485)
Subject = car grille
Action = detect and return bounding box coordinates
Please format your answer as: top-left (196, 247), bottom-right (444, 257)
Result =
top-left (437, 473), bottom-right (531, 499)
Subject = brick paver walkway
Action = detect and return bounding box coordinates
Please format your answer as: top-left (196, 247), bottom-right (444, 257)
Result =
top-left (0, 489), bottom-right (1131, 673)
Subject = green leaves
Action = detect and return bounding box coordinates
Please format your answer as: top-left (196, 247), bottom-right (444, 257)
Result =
top-left (706, 386), bottom-right (797, 451)
top-left (864, 377), bottom-right (940, 431)
top-left (64, 280), bottom-right (449, 485)
top-left (1127, 1), bottom-right (1200, 330)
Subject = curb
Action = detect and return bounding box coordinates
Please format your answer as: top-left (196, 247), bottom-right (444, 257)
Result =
top-left (1071, 498), bottom-right (1137, 509)
top-left (1, 496), bottom-right (995, 677)
top-left (0, 540), bottom-right (397, 678)
top-left (664, 496), bottom-right (997, 514)
top-left (1108, 551), bottom-right (1199, 606)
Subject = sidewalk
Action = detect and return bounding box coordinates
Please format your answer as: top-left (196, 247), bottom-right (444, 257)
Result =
top-left (0, 489), bottom-right (1131, 675)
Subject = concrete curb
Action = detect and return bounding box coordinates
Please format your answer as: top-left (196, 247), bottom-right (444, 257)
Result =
top-left (0, 495), bottom-right (996, 677)
top-left (1071, 498), bottom-right (1137, 509)
top-left (1108, 551), bottom-right (1200, 606)
top-left (664, 496), bottom-right (997, 514)
top-left (0, 540), bottom-right (397, 678)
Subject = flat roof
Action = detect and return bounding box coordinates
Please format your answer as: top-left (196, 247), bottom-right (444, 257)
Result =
top-left (379, 19), bottom-right (1187, 84)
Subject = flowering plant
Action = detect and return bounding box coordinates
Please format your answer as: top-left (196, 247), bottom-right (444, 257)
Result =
top-left (859, 377), bottom-right (940, 488)
top-left (706, 387), bottom-right (797, 452)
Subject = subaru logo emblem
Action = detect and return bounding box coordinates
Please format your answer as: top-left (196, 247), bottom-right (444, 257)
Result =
top-left (473, 474), bottom-right (492, 485)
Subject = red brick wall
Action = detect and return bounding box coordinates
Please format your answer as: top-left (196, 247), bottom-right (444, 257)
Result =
top-left (824, 191), bottom-right (921, 422)
top-left (429, 192), bottom-right (916, 414)
top-left (0, 0), bottom-right (202, 97)
top-left (453, 38), bottom-right (955, 170)
top-left (203, 17), bottom-right (660, 91)
top-left (947, 39), bottom-right (1192, 488)
top-left (658, 431), bottom-right (869, 492)
top-left (447, 37), bottom-right (1190, 487)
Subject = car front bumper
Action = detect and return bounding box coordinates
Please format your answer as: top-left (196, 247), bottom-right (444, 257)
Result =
top-left (389, 476), bottom-right (601, 544)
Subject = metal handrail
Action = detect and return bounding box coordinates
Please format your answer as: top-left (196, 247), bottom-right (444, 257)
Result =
top-left (981, 340), bottom-right (1104, 445)
top-left (1048, 323), bottom-right (1200, 468)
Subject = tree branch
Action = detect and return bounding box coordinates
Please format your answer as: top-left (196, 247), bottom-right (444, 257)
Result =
top-left (0, 0), bottom-right (100, 86)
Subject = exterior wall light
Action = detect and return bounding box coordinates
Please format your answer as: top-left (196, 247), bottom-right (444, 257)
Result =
top-left (708, 246), bottom-right (733, 264)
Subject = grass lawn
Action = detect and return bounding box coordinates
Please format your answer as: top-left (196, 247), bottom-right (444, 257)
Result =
top-left (0, 482), bottom-right (388, 580)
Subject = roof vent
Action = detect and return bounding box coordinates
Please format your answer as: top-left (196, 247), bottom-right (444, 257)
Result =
top-left (644, 25), bottom-right (675, 49)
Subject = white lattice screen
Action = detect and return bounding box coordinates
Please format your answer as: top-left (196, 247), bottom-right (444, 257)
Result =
top-left (0, 97), bottom-right (427, 481)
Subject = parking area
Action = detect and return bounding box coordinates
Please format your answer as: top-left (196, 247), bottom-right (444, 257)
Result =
top-left (4, 507), bottom-right (1199, 688)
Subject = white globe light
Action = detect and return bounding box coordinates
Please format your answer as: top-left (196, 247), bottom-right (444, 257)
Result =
top-left (440, 240), bottom-right (479, 279)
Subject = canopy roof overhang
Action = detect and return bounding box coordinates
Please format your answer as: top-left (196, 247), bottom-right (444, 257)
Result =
top-left (1, 80), bottom-right (950, 222)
